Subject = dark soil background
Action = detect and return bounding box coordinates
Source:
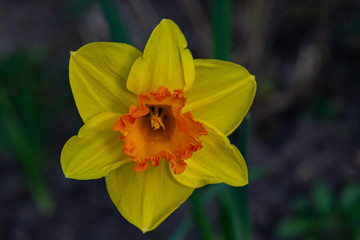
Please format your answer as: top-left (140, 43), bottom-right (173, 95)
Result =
top-left (1, 0), bottom-right (359, 239)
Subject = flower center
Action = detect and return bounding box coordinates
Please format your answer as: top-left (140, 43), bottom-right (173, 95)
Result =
top-left (151, 113), bottom-right (164, 130)
top-left (113, 86), bottom-right (207, 174)
top-left (147, 105), bottom-right (169, 131)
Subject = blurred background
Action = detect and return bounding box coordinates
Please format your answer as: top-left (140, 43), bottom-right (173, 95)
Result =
top-left (0, 0), bottom-right (359, 239)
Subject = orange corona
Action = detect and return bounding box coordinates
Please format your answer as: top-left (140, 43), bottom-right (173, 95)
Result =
top-left (113, 86), bottom-right (208, 174)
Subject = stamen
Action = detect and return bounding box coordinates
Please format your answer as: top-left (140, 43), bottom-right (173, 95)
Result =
top-left (150, 113), bottom-right (165, 130)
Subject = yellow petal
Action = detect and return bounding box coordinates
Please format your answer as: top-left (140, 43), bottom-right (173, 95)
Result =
top-left (172, 122), bottom-right (248, 188)
top-left (184, 59), bottom-right (256, 136)
top-left (126, 19), bottom-right (194, 94)
top-left (61, 112), bottom-right (130, 180)
top-left (106, 160), bottom-right (194, 232)
top-left (70, 42), bottom-right (142, 122)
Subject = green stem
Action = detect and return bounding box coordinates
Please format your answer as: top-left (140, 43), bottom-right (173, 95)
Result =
top-left (169, 184), bottom-right (227, 240)
top-left (211, 0), bottom-right (232, 60)
top-left (191, 190), bottom-right (215, 240)
top-left (98, 0), bottom-right (130, 43)
top-left (168, 216), bottom-right (193, 240)
top-left (231, 115), bottom-right (252, 240)
top-left (211, 0), bottom-right (252, 239)
top-left (0, 89), bottom-right (54, 216)
top-left (219, 187), bottom-right (242, 240)
top-left (238, 114), bottom-right (251, 160)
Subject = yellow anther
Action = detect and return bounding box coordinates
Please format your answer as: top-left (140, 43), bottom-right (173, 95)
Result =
top-left (150, 113), bottom-right (165, 130)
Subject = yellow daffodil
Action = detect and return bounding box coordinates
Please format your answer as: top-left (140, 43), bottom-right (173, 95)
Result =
top-left (61, 19), bottom-right (256, 233)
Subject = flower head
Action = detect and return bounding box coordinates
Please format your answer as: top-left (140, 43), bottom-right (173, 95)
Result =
top-left (61, 19), bottom-right (256, 232)
top-left (113, 86), bottom-right (208, 174)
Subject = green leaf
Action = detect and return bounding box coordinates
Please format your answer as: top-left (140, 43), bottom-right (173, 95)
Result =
top-left (98, 0), bottom-right (130, 43)
top-left (191, 190), bottom-right (215, 240)
top-left (313, 182), bottom-right (333, 215)
top-left (340, 183), bottom-right (360, 210)
top-left (292, 197), bottom-right (310, 213)
top-left (219, 187), bottom-right (243, 240)
top-left (167, 217), bottom-right (193, 240)
top-left (277, 218), bottom-right (311, 238)
top-left (211, 0), bottom-right (232, 61)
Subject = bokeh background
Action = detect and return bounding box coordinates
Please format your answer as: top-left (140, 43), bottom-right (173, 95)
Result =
top-left (1, 0), bottom-right (360, 239)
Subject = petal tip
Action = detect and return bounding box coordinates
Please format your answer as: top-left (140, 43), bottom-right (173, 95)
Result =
top-left (159, 18), bottom-right (173, 24)
top-left (62, 169), bottom-right (71, 179)
top-left (64, 174), bottom-right (71, 179)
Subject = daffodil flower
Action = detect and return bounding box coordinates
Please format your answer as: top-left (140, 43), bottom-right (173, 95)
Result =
top-left (61, 19), bottom-right (256, 232)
